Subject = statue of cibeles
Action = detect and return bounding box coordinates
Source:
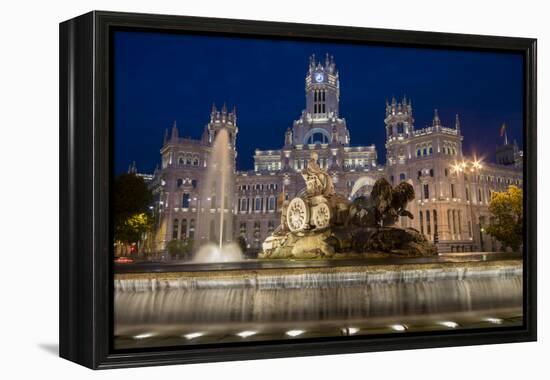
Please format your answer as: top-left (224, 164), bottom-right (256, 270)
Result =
top-left (301, 152), bottom-right (335, 197)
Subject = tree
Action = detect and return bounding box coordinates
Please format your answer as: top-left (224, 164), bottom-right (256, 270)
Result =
top-left (485, 185), bottom-right (523, 252)
top-left (166, 239), bottom-right (194, 259)
top-left (113, 173), bottom-right (153, 245)
top-left (116, 212), bottom-right (153, 246)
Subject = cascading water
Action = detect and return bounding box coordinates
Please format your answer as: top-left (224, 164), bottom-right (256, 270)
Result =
top-left (114, 261), bottom-right (523, 349)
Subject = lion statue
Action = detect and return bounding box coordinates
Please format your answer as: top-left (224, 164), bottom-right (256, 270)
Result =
top-left (350, 178), bottom-right (415, 227)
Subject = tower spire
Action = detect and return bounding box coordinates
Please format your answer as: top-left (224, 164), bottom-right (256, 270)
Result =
top-left (309, 53), bottom-right (316, 72)
top-left (128, 161), bottom-right (137, 174)
top-left (171, 120), bottom-right (179, 140)
top-left (455, 113), bottom-right (461, 133)
top-left (432, 109), bottom-right (441, 127)
top-left (500, 122), bottom-right (509, 145)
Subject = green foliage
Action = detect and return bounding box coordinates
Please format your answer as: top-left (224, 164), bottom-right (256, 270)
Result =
top-left (116, 213), bottom-right (153, 245)
top-left (485, 185), bottom-right (523, 252)
top-left (113, 174), bottom-right (153, 244)
top-left (166, 239), bottom-right (194, 259)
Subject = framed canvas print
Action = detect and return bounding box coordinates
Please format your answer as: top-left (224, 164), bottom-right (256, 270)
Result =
top-left (59, 11), bottom-right (537, 369)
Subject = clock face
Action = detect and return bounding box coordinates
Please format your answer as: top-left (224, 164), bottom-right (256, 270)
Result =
top-left (314, 72), bottom-right (324, 83)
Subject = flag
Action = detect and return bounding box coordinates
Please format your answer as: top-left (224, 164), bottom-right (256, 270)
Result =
top-left (277, 186), bottom-right (286, 209)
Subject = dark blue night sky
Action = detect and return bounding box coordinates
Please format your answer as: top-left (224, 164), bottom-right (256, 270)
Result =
top-left (114, 31), bottom-right (524, 175)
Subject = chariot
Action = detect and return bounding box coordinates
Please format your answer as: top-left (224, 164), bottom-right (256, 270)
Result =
top-left (286, 195), bottom-right (331, 232)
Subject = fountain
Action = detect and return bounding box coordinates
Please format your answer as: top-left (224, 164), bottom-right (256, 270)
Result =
top-left (261, 152), bottom-right (436, 259)
top-left (114, 153), bottom-right (523, 350)
top-left (192, 242), bottom-right (243, 263)
top-left (196, 128), bottom-right (243, 262)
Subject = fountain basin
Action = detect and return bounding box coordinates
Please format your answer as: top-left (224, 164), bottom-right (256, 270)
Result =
top-left (114, 259), bottom-right (523, 349)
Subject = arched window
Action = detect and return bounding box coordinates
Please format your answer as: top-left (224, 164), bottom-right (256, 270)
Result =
top-left (268, 196), bottom-right (276, 211)
top-left (419, 211), bottom-right (424, 235)
top-left (253, 221), bottom-right (261, 240)
top-left (239, 222), bottom-right (247, 235)
top-left (240, 198), bottom-right (247, 212)
top-left (429, 169), bottom-right (434, 177)
top-left (176, 178), bottom-right (183, 188)
top-left (181, 219), bottom-right (187, 239)
top-left (189, 219), bottom-right (195, 239)
top-left (426, 210), bottom-right (431, 235)
top-left (186, 156), bottom-right (192, 165)
top-left (447, 210), bottom-right (452, 237)
top-left (182, 193), bottom-right (190, 208)
top-left (397, 122), bottom-right (404, 134)
top-left (178, 157), bottom-right (185, 165)
top-left (172, 219), bottom-right (179, 240)
top-left (193, 157), bottom-right (199, 166)
top-left (307, 132), bottom-right (329, 144)
top-left (433, 210), bottom-right (438, 236)
top-left (452, 210), bottom-right (457, 234)
top-left (211, 195), bottom-right (216, 209)
top-left (255, 197), bottom-right (262, 212)
top-left (191, 179), bottom-right (198, 189)
top-left (399, 173), bottom-right (406, 181)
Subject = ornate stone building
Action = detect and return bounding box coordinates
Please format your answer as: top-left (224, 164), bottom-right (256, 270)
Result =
top-left (148, 54), bottom-right (523, 253)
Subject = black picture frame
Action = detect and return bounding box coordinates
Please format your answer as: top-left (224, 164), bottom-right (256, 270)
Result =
top-left (59, 10), bottom-right (537, 369)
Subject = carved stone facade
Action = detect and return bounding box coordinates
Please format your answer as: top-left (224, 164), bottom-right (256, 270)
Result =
top-left (148, 54), bottom-right (523, 253)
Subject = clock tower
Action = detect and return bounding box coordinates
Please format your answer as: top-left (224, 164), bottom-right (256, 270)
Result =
top-left (305, 53), bottom-right (340, 119)
top-left (290, 54), bottom-right (350, 146)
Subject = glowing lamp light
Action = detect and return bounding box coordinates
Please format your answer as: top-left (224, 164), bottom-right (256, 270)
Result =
top-left (348, 327), bottom-right (360, 335)
top-left (439, 321), bottom-right (459, 328)
top-left (133, 332), bottom-right (155, 340)
top-left (184, 332), bottom-right (204, 340)
top-left (286, 330), bottom-right (305, 337)
top-left (390, 324), bottom-right (407, 332)
top-left (237, 331), bottom-right (257, 338)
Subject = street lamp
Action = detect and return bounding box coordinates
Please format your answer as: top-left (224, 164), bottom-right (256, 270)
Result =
top-left (449, 158), bottom-right (484, 252)
top-left (479, 225), bottom-right (485, 252)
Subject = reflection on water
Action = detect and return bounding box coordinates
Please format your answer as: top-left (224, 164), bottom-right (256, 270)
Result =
top-left (114, 270), bottom-right (522, 349)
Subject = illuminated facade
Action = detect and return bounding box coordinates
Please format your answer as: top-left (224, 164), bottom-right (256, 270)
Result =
top-left (149, 54), bottom-right (523, 253)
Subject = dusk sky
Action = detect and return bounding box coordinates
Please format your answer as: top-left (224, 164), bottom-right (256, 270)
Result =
top-left (113, 31), bottom-right (524, 175)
